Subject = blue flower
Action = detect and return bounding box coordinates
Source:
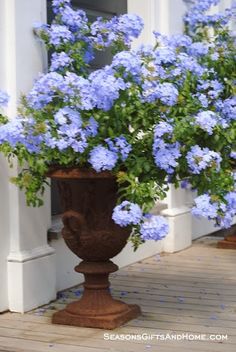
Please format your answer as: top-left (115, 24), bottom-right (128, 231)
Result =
top-left (112, 51), bottom-right (142, 79)
top-left (142, 82), bottom-right (178, 106)
top-left (194, 110), bottom-right (218, 134)
top-left (140, 215), bottom-right (169, 241)
top-left (89, 145), bottom-right (118, 172)
top-left (154, 121), bottom-right (173, 138)
top-left (60, 6), bottom-right (88, 33)
top-left (186, 145), bottom-right (222, 174)
top-left (62, 73), bottom-right (93, 110)
top-left (112, 201), bottom-right (143, 227)
top-left (197, 79), bottom-right (223, 100)
top-left (91, 14), bottom-right (143, 49)
top-left (230, 151), bottom-right (236, 159)
top-left (0, 117), bottom-right (46, 153)
top-left (187, 42), bottom-right (209, 57)
top-left (196, 94), bottom-right (209, 108)
top-left (0, 91), bottom-right (9, 108)
top-left (105, 136), bottom-right (132, 161)
top-left (167, 34), bottom-right (192, 48)
top-left (192, 194), bottom-right (218, 219)
top-left (84, 117), bottom-right (98, 137)
top-left (178, 53), bottom-right (205, 76)
top-left (117, 14), bottom-right (144, 45)
top-left (27, 72), bottom-right (65, 109)
top-left (52, 0), bottom-right (71, 14)
top-left (154, 47), bottom-right (176, 65)
top-left (153, 139), bottom-right (181, 174)
top-left (220, 97), bottom-right (236, 122)
top-left (49, 24), bottom-right (74, 47)
top-left (54, 107), bottom-right (82, 126)
top-left (50, 52), bottom-right (73, 71)
top-left (89, 68), bottom-right (126, 111)
top-left (91, 17), bottom-right (118, 49)
top-left (225, 192), bottom-right (236, 213)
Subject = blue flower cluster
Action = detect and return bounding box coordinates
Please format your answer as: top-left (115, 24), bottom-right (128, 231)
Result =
top-left (142, 82), bottom-right (179, 106)
top-left (59, 6), bottom-right (88, 34)
top-left (49, 24), bottom-right (74, 47)
top-left (216, 97), bottom-right (236, 123)
top-left (184, 0), bottom-right (236, 35)
top-left (88, 136), bottom-right (131, 172)
top-left (27, 68), bottom-right (127, 112)
top-left (192, 194), bottom-right (218, 219)
top-left (154, 121), bottom-right (173, 138)
top-left (0, 91), bottom-right (9, 108)
top-left (50, 52), bottom-right (73, 71)
top-left (27, 72), bottom-right (65, 110)
top-left (194, 111), bottom-right (218, 134)
top-left (48, 107), bottom-right (95, 153)
top-left (140, 215), bottom-right (169, 241)
top-left (187, 42), bottom-right (209, 57)
top-left (197, 79), bottom-right (223, 100)
top-left (88, 146), bottom-right (118, 172)
top-left (153, 140), bottom-right (181, 174)
top-left (192, 192), bottom-right (236, 229)
top-left (105, 136), bottom-right (132, 162)
top-left (186, 145), bottom-right (222, 174)
top-left (112, 202), bottom-right (169, 241)
top-left (89, 68), bottom-right (127, 111)
top-left (112, 51), bottom-right (142, 80)
top-left (52, 0), bottom-right (71, 14)
top-left (153, 123), bottom-right (181, 174)
top-left (112, 201), bottom-right (143, 227)
top-left (0, 117), bottom-right (45, 153)
top-left (91, 14), bottom-right (144, 49)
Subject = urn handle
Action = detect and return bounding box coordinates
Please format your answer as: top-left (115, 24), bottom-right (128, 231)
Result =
top-left (61, 210), bottom-right (85, 255)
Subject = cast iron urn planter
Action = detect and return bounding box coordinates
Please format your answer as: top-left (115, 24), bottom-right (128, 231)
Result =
top-left (48, 168), bottom-right (141, 329)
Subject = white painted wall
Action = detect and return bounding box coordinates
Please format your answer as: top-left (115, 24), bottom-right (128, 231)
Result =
top-left (0, 0), bottom-right (56, 313)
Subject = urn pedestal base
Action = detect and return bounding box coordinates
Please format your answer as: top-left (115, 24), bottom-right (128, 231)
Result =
top-left (52, 304), bottom-right (141, 330)
top-left (217, 234), bottom-right (236, 249)
top-left (52, 260), bottom-right (141, 329)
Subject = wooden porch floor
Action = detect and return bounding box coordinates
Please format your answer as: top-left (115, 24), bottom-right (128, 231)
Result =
top-left (0, 236), bottom-right (236, 352)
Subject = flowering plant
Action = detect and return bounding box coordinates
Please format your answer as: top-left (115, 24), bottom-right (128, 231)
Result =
top-left (0, 90), bottom-right (9, 123)
top-left (0, 0), bottom-right (235, 249)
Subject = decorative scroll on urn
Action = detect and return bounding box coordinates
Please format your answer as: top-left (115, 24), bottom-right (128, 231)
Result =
top-left (48, 168), bottom-right (141, 329)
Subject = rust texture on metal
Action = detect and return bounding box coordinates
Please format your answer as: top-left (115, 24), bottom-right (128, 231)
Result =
top-left (49, 168), bottom-right (141, 329)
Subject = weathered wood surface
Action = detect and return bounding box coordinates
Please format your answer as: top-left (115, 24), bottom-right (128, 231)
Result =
top-left (0, 236), bottom-right (235, 351)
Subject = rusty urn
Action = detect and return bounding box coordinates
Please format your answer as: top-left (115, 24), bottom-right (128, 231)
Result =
top-left (48, 168), bottom-right (141, 329)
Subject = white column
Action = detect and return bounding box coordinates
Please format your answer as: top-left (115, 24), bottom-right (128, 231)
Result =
top-left (0, 0), bottom-right (10, 313)
top-left (0, 155), bottom-right (10, 312)
top-left (127, 0), bottom-right (156, 46)
top-left (0, 0), bottom-right (56, 313)
top-left (161, 185), bottom-right (192, 252)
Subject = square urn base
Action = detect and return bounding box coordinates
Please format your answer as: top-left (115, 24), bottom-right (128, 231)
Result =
top-left (52, 304), bottom-right (141, 330)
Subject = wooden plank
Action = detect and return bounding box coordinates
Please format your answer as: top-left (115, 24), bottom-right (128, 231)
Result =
top-left (138, 260), bottom-right (236, 271)
top-left (110, 275), bottom-right (236, 291)
top-left (110, 279), bottom-right (236, 295)
top-left (109, 285), bottom-right (236, 303)
top-left (121, 266), bottom-right (236, 280)
top-left (0, 336), bottom-right (103, 352)
top-left (114, 271), bottom-right (236, 284)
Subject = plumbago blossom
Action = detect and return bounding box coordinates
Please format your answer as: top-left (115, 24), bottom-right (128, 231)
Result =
top-left (0, 91), bottom-right (9, 108)
top-left (0, 0), bottom-right (235, 249)
top-left (0, 90), bottom-right (9, 126)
